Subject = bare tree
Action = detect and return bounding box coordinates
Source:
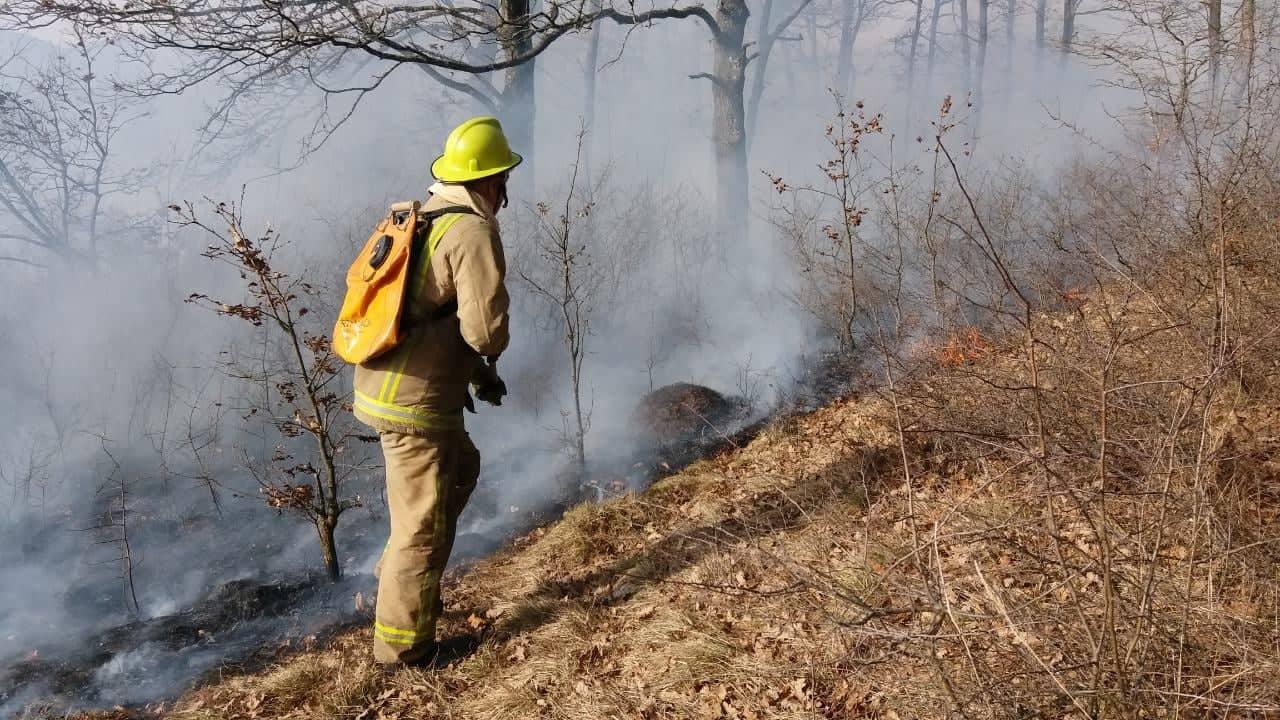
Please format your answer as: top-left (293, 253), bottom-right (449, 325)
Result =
top-left (90, 436), bottom-right (142, 616)
top-left (1, 434), bottom-right (52, 533)
top-left (1238, 0), bottom-right (1257, 100)
top-left (9, 0), bottom-right (778, 236)
top-left (976, 0), bottom-right (990, 117)
top-left (519, 131), bottom-right (601, 491)
top-left (1207, 0), bottom-right (1222, 90)
top-left (926, 0), bottom-right (945, 99)
top-left (499, 0), bottom-right (537, 180)
top-left (581, 0), bottom-right (604, 182)
top-left (6, 2), bottom-right (715, 192)
top-left (835, 0), bottom-right (878, 99)
top-left (1062, 0), bottom-right (1083, 57)
top-left (767, 99), bottom-right (885, 353)
top-left (745, 0), bottom-right (817, 152)
top-left (689, 0), bottom-right (752, 237)
top-left (0, 30), bottom-right (147, 268)
top-left (1080, 0), bottom-right (1266, 137)
top-left (1035, 0), bottom-right (1047, 53)
top-left (1005, 0), bottom-right (1017, 94)
top-left (906, 0), bottom-right (926, 113)
top-left (179, 198), bottom-right (371, 581)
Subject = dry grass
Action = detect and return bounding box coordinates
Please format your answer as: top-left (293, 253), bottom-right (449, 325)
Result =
top-left (63, 229), bottom-right (1280, 720)
top-left (61, 305), bottom-right (1280, 718)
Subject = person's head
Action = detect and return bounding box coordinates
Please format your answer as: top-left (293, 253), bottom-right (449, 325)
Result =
top-left (431, 116), bottom-right (521, 212)
top-left (463, 170), bottom-right (511, 213)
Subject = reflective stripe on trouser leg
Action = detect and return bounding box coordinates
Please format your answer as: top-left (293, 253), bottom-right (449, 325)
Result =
top-left (373, 429), bottom-right (480, 663)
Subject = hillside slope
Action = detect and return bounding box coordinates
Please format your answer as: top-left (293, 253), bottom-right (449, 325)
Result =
top-left (68, 285), bottom-right (1280, 719)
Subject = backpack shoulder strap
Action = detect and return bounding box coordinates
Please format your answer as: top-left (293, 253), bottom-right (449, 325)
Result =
top-left (402, 206), bottom-right (476, 328)
top-left (421, 205), bottom-right (477, 221)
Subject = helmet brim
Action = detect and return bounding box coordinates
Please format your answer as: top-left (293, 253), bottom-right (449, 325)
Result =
top-left (431, 151), bottom-right (523, 183)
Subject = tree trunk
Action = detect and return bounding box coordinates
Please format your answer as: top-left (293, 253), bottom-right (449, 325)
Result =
top-left (804, 2), bottom-right (819, 79)
top-left (1005, 0), bottom-right (1016, 69)
top-left (1238, 0), bottom-right (1256, 100)
top-left (571, 367), bottom-right (587, 486)
top-left (317, 518), bottom-right (340, 581)
top-left (906, 0), bottom-right (925, 118)
top-left (711, 0), bottom-right (750, 238)
top-left (959, 0), bottom-right (972, 91)
top-left (1035, 0), bottom-right (1046, 70)
top-left (976, 0), bottom-right (989, 119)
top-left (744, 0), bottom-right (774, 152)
top-left (746, 0), bottom-right (813, 152)
top-left (1004, 0), bottom-right (1016, 109)
top-left (835, 0), bottom-right (860, 99)
top-left (582, 2), bottom-right (602, 183)
top-left (1207, 0), bottom-right (1222, 91)
top-left (925, 0), bottom-right (943, 111)
top-left (1061, 0), bottom-right (1076, 57)
top-left (500, 0), bottom-right (536, 186)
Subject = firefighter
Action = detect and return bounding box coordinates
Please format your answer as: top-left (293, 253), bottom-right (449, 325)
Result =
top-left (353, 116), bottom-right (518, 667)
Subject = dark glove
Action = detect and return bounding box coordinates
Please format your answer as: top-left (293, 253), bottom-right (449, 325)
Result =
top-left (472, 356), bottom-right (505, 407)
top-left (475, 377), bottom-right (507, 407)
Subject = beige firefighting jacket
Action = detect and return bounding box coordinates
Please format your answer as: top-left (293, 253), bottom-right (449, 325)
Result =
top-left (352, 192), bottom-right (510, 435)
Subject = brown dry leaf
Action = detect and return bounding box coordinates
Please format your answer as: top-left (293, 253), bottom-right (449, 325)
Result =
top-left (466, 613), bottom-right (487, 630)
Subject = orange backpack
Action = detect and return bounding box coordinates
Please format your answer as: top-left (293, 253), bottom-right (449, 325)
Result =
top-left (333, 202), bottom-right (471, 364)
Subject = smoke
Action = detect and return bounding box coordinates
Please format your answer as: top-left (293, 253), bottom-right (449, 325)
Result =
top-left (0, 3), bottom-right (1140, 713)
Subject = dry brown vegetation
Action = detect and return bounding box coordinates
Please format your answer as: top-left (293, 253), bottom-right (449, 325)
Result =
top-left (57, 75), bottom-right (1280, 717)
top-left (59, 83), bottom-right (1280, 717)
top-left (69, 236), bottom-right (1280, 717)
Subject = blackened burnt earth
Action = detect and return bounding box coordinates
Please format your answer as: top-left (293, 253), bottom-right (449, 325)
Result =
top-left (4, 356), bottom-right (865, 717)
top-left (1, 573), bottom-right (366, 714)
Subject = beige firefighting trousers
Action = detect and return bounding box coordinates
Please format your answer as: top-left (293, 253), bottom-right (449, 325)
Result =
top-left (373, 429), bottom-right (479, 663)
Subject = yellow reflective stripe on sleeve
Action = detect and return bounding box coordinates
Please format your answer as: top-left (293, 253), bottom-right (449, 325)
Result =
top-left (354, 390), bottom-right (464, 431)
top-left (379, 213), bottom-right (466, 404)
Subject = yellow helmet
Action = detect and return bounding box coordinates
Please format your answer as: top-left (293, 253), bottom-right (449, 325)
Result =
top-left (431, 116), bottom-right (523, 183)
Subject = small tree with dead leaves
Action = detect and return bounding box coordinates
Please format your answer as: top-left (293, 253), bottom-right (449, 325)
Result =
top-left (767, 97), bottom-right (884, 353)
top-left (519, 131), bottom-right (600, 496)
top-left (179, 198), bottom-right (370, 581)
